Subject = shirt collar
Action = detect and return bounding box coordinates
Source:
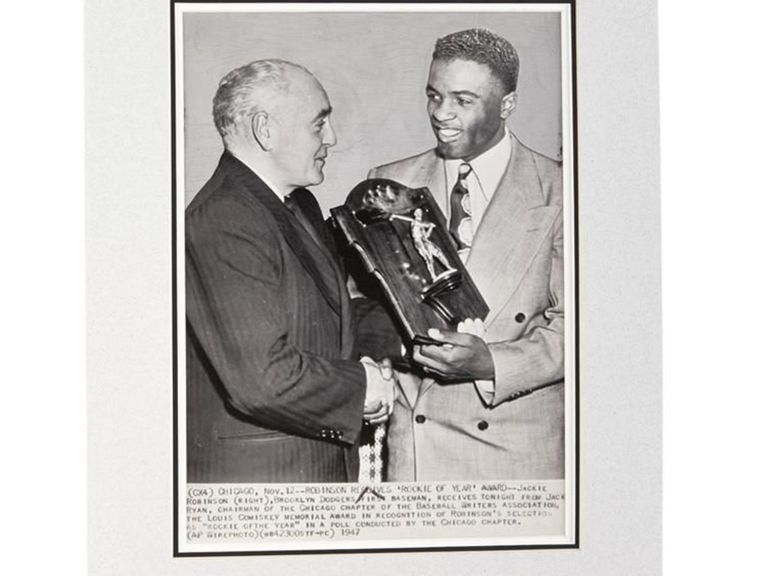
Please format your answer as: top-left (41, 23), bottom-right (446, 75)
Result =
top-left (445, 126), bottom-right (512, 199)
top-left (256, 173), bottom-right (287, 202)
top-left (225, 148), bottom-right (289, 202)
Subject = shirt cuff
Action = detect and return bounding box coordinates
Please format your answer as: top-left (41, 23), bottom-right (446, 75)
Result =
top-left (474, 379), bottom-right (495, 405)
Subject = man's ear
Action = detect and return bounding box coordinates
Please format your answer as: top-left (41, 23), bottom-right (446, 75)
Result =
top-left (251, 112), bottom-right (272, 151)
top-left (500, 92), bottom-right (518, 119)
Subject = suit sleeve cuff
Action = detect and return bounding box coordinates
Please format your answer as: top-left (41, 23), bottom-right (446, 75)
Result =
top-left (474, 379), bottom-right (495, 406)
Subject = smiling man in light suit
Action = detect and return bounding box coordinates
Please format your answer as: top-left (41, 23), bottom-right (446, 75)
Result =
top-left (368, 29), bottom-right (565, 481)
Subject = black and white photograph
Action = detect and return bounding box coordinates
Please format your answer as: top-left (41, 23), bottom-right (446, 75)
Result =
top-left (174, 1), bottom-right (577, 554)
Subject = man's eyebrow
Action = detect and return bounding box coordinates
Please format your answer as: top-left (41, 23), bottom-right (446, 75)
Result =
top-left (312, 106), bottom-right (332, 123)
top-left (425, 84), bottom-right (479, 99)
top-left (450, 89), bottom-right (480, 99)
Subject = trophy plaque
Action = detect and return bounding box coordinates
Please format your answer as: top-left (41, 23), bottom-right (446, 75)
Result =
top-left (331, 178), bottom-right (489, 346)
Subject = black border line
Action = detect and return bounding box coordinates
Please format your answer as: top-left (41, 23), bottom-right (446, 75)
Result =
top-left (171, 0), bottom-right (179, 558)
top-left (570, 0), bottom-right (580, 551)
top-left (171, 0), bottom-right (580, 557)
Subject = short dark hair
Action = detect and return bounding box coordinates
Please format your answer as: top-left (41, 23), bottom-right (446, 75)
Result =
top-left (432, 28), bottom-right (519, 93)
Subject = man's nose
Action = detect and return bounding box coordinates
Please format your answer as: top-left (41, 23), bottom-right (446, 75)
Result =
top-left (431, 100), bottom-right (455, 122)
top-left (323, 120), bottom-right (337, 147)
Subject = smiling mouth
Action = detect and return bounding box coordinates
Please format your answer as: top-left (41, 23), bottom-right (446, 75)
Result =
top-left (434, 126), bottom-right (462, 143)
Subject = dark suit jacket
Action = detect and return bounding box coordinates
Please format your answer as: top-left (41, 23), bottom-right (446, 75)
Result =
top-left (185, 152), bottom-right (367, 482)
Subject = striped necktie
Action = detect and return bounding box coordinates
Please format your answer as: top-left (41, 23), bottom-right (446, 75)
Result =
top-left (448, 162), bottom-right (473, 258)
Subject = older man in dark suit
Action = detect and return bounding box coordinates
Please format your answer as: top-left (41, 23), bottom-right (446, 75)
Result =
top-left (185, 59), bottom-right (393, 483)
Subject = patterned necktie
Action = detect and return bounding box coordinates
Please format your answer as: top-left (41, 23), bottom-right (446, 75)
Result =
top-left (448, 162), bottom-right (473, 258)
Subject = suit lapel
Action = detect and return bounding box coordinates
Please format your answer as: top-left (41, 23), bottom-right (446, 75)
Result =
top-left (221, 153), bottom-right (342, 316)
top-left (465, 135), bottom-right (560, 326)
top-left (290, 188), bottom-right (358, 359)
top-left (397, 151), bottom-right (449, 218)
top-left (424, 157), bottom-right (449, 218)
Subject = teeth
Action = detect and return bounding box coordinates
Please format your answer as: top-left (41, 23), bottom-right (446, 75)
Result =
top-left (437, 128), bottom-right (460, 141)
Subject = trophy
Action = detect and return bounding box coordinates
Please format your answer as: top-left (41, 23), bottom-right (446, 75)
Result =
top-left (331, 178), bottom-right (488, 346)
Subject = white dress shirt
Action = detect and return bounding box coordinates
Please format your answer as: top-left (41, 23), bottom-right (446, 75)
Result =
top-left (442, 127), bottom-right (513, 262)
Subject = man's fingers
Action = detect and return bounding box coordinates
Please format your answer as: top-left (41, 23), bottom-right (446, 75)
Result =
top-left (364, 399), bottom-right (389, 422)
top-left (379, 358), bottom-right (394, 381)
top-left (366, 413), bottom-right (389, 425)
top-left (427, 328), bottom-right (446, 341)
top-left (412, 346), bottom-right (448, 374)
top-left (411, 346), bottom-right (430, 365)
top-left (364, 398), bottom-right (383, 414)
top-left (427, 328), bottom-right (471, 346)
top-left (456, 319), bottom-right (473, 335)
top-left (418, 343), bottom-right (456, 363)
top-left (471, 318), bottom-right (486, 337)
top-left (457, 318), bottom-right (486, 337)
top-left (364, 409), bottom-right (388, 422)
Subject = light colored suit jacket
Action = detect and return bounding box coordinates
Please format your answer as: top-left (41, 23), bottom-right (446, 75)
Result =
top-left (369, 133), bottom-right (565, 481)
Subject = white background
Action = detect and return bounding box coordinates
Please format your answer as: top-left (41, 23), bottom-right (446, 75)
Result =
top-left (1, 0), bottom-right (766, 574)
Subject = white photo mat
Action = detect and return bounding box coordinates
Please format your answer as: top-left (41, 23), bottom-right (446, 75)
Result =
top-left (86, 0), bottom-right (660, 573)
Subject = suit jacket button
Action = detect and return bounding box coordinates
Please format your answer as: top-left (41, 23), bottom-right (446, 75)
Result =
top-left (415, 414), bottom-right (426, 424)
top-left (477, 420), bottom-right (489, 431)
top-left (515, 312), bottom-right (526, 323)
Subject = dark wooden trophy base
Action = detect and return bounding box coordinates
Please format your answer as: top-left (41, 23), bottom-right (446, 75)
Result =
top-left (331, 178), bottom-right (488, 348)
